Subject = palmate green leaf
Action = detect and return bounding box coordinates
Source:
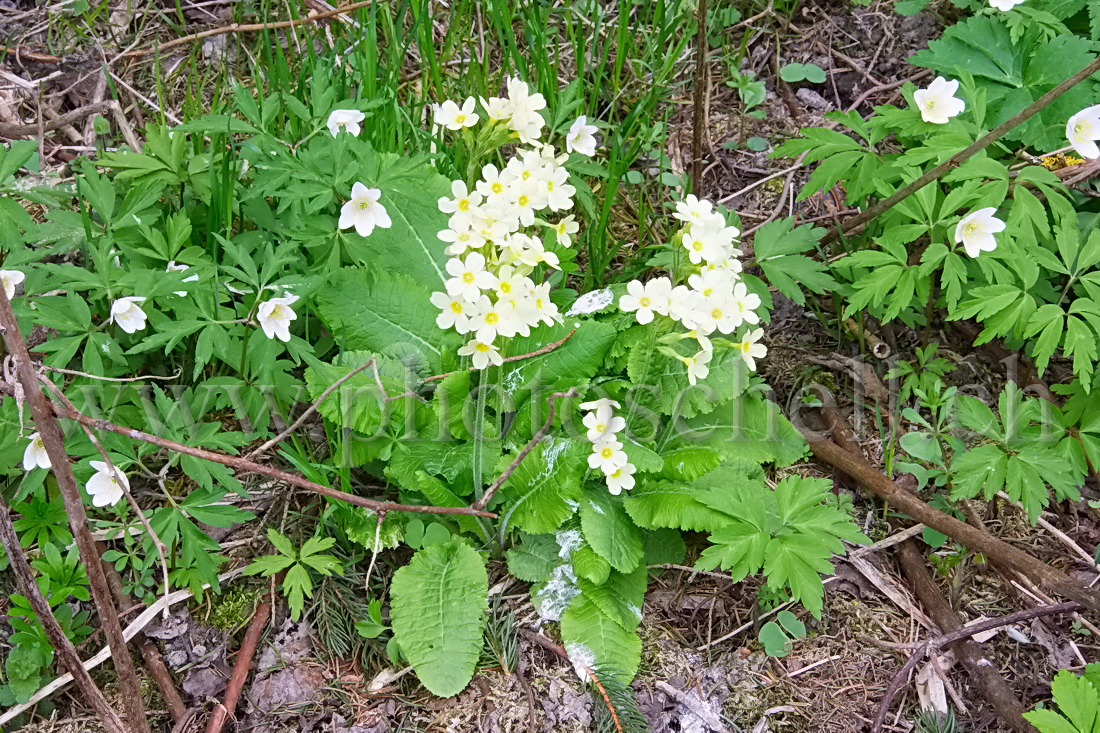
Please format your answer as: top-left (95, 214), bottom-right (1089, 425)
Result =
top-left (560, 594), bottom-right (642, 680)
top-left (498, 438), bottom-right (587, 534)
top-left (762, 535), bottom-right (835, 617)
top-left (624, 480), bottom-right (735, 532)
top-left (752, 218), bottom-right (835, 306)
top-left (1023, 668), bottom-right (1100, 733)
top-left (313, 267), bottom-right (455, 373)
top-left (390, 539), bottom-right (488, 697)
top-left (579, 485), bottom-right (644, 574)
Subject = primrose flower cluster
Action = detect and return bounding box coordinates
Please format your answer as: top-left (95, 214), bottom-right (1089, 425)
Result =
top-left (581, 399), bottom-right (635, 495)
top-left (428, 80), bottom-right (599, 368)
top-left (619, 196), bottom-right (766, 381)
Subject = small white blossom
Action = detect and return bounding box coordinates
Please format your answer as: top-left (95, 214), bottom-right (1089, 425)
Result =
top-left (86, 460), bottom-right (128, 507)
top-left (565, 116), bottom-right (598, 156)
top-left (735, 328), bottom-right (767, 372)
top-left (551, 215), bottom-right (580, 247)
top-left (673, 195), bottom-right (715, 225)
top-left (605, 463), bottom-right (636, 496)
top-left (109, 296), bottom-right (148, 334)
top-left (326, 109), bottom-right (365, 137)
top-left (166, 261), bottom-right (199, 297)
top-left (0, 269), bottom-right (25, 300)
top-left (445, 252), bottom-right (495, 302)
top-left (429, 291), bottom-right (471, 332)
top-left (682, 349), bottom-right (712, 386)
top-left (22, 432), bottom-right (50, 471)
top-left (438, 181), bottom-right (484, 230)
top-left (458, 339), bottom-right (504, 370)
top-left (468, 295), bottom-right (521, 344)
top-left (528, 283), bottom-right (562, 326)
top-left (1067, 105), bottom-right (1100, 160)
top-left (913, 77), bottom-right (965, 125)
top-left (257, 293), bottom-right (299, 342)
top-left (954, 207), bottom-right (1005, 258)
top-left (434, 98), bottom-right (479, 131)
top-left (989, 0), bottom-right (1024, 9)
top-left (339, 183), bottom-right (393, 237)
top-left (583, 411), bottom-right (626, 443)
top-left (587, 437), bottom-right (628, 475)
top-left (481, 96), bottom-right (512, 122)
top-left (620, 278), bottom-right (672, 325)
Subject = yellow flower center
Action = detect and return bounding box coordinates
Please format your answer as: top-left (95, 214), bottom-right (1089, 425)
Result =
top-left (492, 182), bottom-right (504, 194)
top-left (501, 282), bottom-right (512, 294)
top-left (963, 222), bottom-right (980, 236)
top-left (458, 199), bottom-right (470, 212)
top-left (357, 200), bottom-right (372, 210)
top-left (595, 422), bottom-right (607, 433)
top-left (517, 195), bottom-right (530, 207)
top-left (711, 308), bottom-right (723, 320)
top-left (521, 171), bottom-right (531, 181)
top-left (474, 343), bottom-right (491, 353)
top-left (449, 302), bottom-right (463, 314)
top-left (692, 240), bottom-right (704, 251)
top-left (547, 181), bottom-right (555, 191)
top-left (639, 297), bottom-right (652, 308)
top-left (269, 305), bottom-right (284, 319)
top-left (738, 341), bottom-right (751, 353)
top-left (485, 312), bottom-right (498, 325)
top-left (455, 114), bottom-right (467, 124)
top-left (925, 99), bottom-right (936, 109)
top-left (462, 272), bottom-right (475, 284)
top-left (600, 447), bottom-right (614, 459)
top-left (1076, 121), bottom-right (1092, 140)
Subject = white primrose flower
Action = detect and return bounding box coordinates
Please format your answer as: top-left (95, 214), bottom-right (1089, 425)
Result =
top-left (668, 285), bottom-right (698, 323)
top-left (493, 265), bottom-right (533, 300)
top-left (688, 270), bottom-right (735, 300)
top-left (109, 296), bottom-right (148, 334)
top-left (339, 183), bottom-right (393, 237)
top-left (954, 207), bottom-right (1005, 258)
top-left (989, 0), bottom-right (1024, 9)
top-left (732, 282), bottom-right (762, 325)
top-left (458, 339), bottom-right (504, 370)
top-left (735, 328), bottom-right (767, 372)
top-left (587, 437), bottom-right (629, 475)
top-left (445, 252), bottom-right (496, 302)
top-left (438, 181), bottom-right (484, 230)
top-left (0, 269), bottom-right (25, 300)
top-left (256, 292), bottom-right (299, 342)
top-left (683, 223), bottom-right (732, 265)
top-left (565, 116), bottom-right (599, 156)
top-left (913, 77), bottom-right (965, 125)
top-left (429, 291), bottom-right (472, 332)
top-left (620, 277), bottom-right (672, 325)
top-left (504, 78), bottom-right (547, 143)
top-left (543, 166), bottom-right (576, 212)
top-left (580, 398), bottom-right (621, 412)
top-left (434, 97), bottom-right (480, 131)
top-left (529, 282), bottom-right (562, 326)
top-left (1067, 105), bottom-right (1100, 160)
top-left (327, 108), bottom-right (365, 137)
top-left (166, 261), bottom-right (199, 297)
top-left (481, 96), bottom-right (512, 122)
top-left (583, 410), bottom-right (626, 442)
top-left (476, 164), bottom-right (509, 199)
top-left (687, 292), bottom-right (739, 335)
top-left (86, 460), bottom-right (128, 507)
top-left (551, 215), bottom-right (579, 247)
top-left (468, 295), bottom-right (521, 344)
top-left (437, 226), bottom-right (486, 256)
top-left (673, 194), bottom-right (715, 225)
top-left (605, 463), bottom-right (636, 496)
top-left (22, 432), bottom-right (50, 471)
top-left (681, 349), bottom-right (712, 386)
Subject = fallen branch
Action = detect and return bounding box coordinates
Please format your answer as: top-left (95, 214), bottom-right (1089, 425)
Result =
top-left (0, 568), bottom-right (245, 727)
top-left (473, 388), bottom-right (579, 511)
top-left (895, 538), bottom-right (1035, 732)
top-left (0, 289), bottom-right (151, 733)
top-left (205, 597), bottom-right (272, 733)
top-left (120, 1), bottom-right (376, 58)
top-left (0, 502), bottom-right (126, 733)
top-left (872, 601), bottom-right (1081, 732)
top-left (802, 432), bottom-right (1100, 615)
top-left (821, 53), bottom-right (1100, 245)
top-left (0, 378), bottom-right (496, 519)
top-left (0, 100), bottom-right (141, 151)
top-left (0, 46), bottom-right (64, 64)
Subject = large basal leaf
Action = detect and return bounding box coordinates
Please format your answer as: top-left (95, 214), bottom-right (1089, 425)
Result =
top-left (390, 539), bottom-right (488, 697)
top-left (676, 395), bottom-right (807, 467)
top-left (579, 485), bottom-right (644, 573)
top-left (560, 594), bottom-right (642, 681)
top-left (313, 267), bottom-right (455, 374)
top-left (339, 149), bottom-right (453, 287)
top-left (304, 350), bottom-right (415, 435)
top-left (499, 320), bottom-right (617, 401)
top-left (498, 438), bottom-right (587, 533)
top-left (576, 565), bottom-right (647, 631)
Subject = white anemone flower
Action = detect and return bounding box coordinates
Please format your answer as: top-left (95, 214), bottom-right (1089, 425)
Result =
top-left (913, 77), bottom-right (965, 124)
top-left (22, 432), bottom-right (50, 471)
top-left (458, 339), bottom-right (504, 370)
top-left (86, 460), bottom-right (128, 507)
top-left (109, 297), bottom-right (148, 334)
top-left (605, 463), bottom-right (636, 496)
top-left (620, 278), bottom-right (672, 325)
top-left (989, 0), bottom-right (1024, 9)
top-left (565, 116), bottom-right (599, 156)
top-left (0, 269), bottom-right (25, 300)
top-left (1067, 105), bottom-right (1100, 159)
top-left (326, 109), bottom-right (365, 137)
top-left (954, 207), bottom-right (1006, 258)
top-left (257, 293), bottom-right (299, 342)
top-left (339, 183), bottom-right (393, 237)
top-left (434, 98), bottom-right (479, 131)
top-left (735, 328), bottom-right (768, 372)
top-left (166, 261), bottom-right (199, 297)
